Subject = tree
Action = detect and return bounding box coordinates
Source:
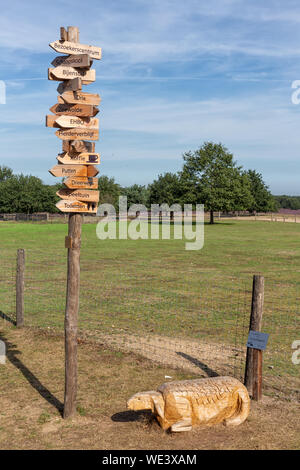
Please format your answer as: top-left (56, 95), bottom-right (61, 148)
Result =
top-left (0, 174), bottom-right (58, 213)
top-left (148, 172), bottom-right (183, 206)
top-left (122, 184), bottom-right (150, 208)
top-left (181, 142), bottom-right (252, 223)
top-left (98, 175), bottom-right (121, 206)
top-left (0, 166), bottom-right (13, 182)
top-left (245, 170), bottom-right (276, 213)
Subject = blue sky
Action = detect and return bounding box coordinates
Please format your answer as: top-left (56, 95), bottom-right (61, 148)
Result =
top-left (1, 0), bottom-right (300, 194)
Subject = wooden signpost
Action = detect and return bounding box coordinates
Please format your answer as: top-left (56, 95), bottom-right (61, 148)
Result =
top-left (51, 54), bottom-right (92, 68)
top-left (58, 91), bottom-right (101, 106)
top-left (55, 116), bottom-right (99, 129)
top-left (49, 40), bottom-right (102, 60)
top-left (50, 103), bottom-right (99, 117)
top-left (63, 176), bottom-right (98, 189)
top-left (49, 66), bottom-right (96, 82)
top-left (55, 128), bottom-right (99, 140)
top-left (57, 152), bottom-right (100, 165)
top-left (46, 26), bottom-right (101, 419)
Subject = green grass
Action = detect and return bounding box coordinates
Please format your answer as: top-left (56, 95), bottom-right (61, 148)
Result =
top-left (0, 219), bottom-right (299, 397)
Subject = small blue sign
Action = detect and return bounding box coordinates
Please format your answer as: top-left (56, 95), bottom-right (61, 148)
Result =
top-left (247, 330), bottom-right (269, 350)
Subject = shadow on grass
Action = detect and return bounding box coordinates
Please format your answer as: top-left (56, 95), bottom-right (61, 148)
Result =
top-left (0, 311), bottom-right (16, 326)
top-left (176, 352), bottom-right (219, 377)
top-left (0, 330), bottom-right (63, 416)
top-left (111, 409), bottom-right (154, 424)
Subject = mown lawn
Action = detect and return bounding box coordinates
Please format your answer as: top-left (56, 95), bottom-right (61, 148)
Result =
top-left (0, 219), bottom-right (299, 398)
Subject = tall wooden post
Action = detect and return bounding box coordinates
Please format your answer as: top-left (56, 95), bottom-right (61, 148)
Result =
top-left (16, 249), bottom-right (25, 328)
top-left (47, 25), bottom-right (101, 418)
top-left (244, 275), bottom-right (264, 398)
top-left (64, 213), bottom-right (82, 418)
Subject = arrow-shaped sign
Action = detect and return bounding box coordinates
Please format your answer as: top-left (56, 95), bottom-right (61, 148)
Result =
top-left (58, 91), bottom-right (101, 106)
top-left (64, 176), bottom-right (98, 189)
top-left (46, 115), bottom-right (60, 128)
top-left (57, 152), bottom-right (100, 165)
top-left (49, 164), bottom-right (88, 177)
top-left (57, 78), bottom-right (83, 94)
top-left (50, 40), bottom-right (102, 60)
top-left (56, 199), bottom-right (98, 213)
top-left (55, 128), bottom-right (99, 141)
top-left (56, 188), bottom-right (99, 202)
top-left (51, 54), bottom-right (92, 68)
top-left (50, 103), bottom-right (98, 117)
top-left (49, 66), bottom-right (96, 82)
top-left (55, 115), bottom-right (99, 129)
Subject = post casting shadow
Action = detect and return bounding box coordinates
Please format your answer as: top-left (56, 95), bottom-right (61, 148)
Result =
top-left (176, 352), bottom-right (219, 377)
top-left (0, 311), bottom-right (16, 326)
top-left (0, 330), bottom-right (63, 415)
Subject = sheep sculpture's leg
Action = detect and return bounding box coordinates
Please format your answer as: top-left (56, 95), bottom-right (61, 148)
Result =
top-left (169, 395), bottom-right (192, 432)
top-left (224, 387), bottom-right (250, 426)
top-left (170, 418), bottom-right (192, 432)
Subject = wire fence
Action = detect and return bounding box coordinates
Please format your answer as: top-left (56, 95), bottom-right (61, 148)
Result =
top-left (0, 247), bottom-right (299, 402)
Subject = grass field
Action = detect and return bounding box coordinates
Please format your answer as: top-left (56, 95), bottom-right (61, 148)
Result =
top-left (0, 219), bottom-right (299, 399)
top-left (0, 326), bottom-right (299, 450)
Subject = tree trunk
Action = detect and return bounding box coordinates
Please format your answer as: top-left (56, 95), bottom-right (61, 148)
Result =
top-left (209, 210), bottom-right (214, 224)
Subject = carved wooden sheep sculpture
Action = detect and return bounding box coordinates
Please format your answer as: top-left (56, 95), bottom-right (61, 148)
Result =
top-left (127, 376), bottom-right (250, 432)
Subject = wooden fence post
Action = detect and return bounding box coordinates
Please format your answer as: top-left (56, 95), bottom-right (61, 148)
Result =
top-left (244, 275), bottom-right (264, 399)
top-left (63, 213), bottom-right (82, 418)
top-left (16, 249), bottom-right (25, 328)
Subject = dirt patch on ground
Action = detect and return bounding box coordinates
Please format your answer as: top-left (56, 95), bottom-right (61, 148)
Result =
top-left (0, 324), bottom-right (299, 450)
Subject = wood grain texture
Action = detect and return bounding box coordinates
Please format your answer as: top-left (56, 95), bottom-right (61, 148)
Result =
top-left (50, 103), bottom-right (98, 117)
top-left (51, 54), bottom-right (91, 68)
top-left (49, 40), bottom-right (101, 59)
top-left (58, 91), bottom-right (101, 106)
top-left (49, 66), bottom-right (95, 82)
top-left (49, 164), bottom-right (88, 177)
top-left (63, 213), bottom-right (82, 418)
top-left (63, 176), bottom-right (98, 189)
top-left (127, 376), bottom-right (250, 432)
top-left (57, 152), bottom-right (100, 165)
top-left (57, 78), bottom-right (82, 94)
top-left (244, 275), bottom-right (264, 396)
top-left (56, 199), bottom-right (97, 213)
top-left (55, 128), bottom-right (99, 141)
top-left (55, 115), bottom-right (99, 129)
top-left (70, 140), bottom-right (95, 153)
top-left (57, 188), bottom-right (99, 203)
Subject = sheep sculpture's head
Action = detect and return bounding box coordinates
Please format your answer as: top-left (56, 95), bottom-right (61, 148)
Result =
top-left (127, 391), bottom-right (155, 411)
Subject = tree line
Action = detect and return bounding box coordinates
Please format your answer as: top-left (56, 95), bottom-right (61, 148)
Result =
top-left (0, 142), bottom-right (288, 221)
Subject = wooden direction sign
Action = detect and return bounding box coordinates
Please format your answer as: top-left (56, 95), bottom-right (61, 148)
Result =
top-left (56, 188), bottom-right (99, 202)
top-left (46, 115), bottom-right (60, 128)
top-left (56, 199), bottom-right (98, 213)
top-left (57, 152), bottom-right (100, 165)
top-left (49, 40), bottom-right (102, 60)
top-left (49, 164), bottom-right (87, 177)
top-left (64, 176), bottom-right (98, 189)
top-left (55, 115), bottom-right (99, 129)
top-left (58, 91), bottom-right (101, 106)
top-left (49, 66), bottom-right (96, 82)
top-left (57, 79), bottom-right (82, 94)
top-left (50, 164), bottom-right (99, 177)
top-left (55, 128), bottom-right (99, 141)
top-left (51, 54), bottom-right (92, 68)
top-left (50, 102), bottom-right (98, 117)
